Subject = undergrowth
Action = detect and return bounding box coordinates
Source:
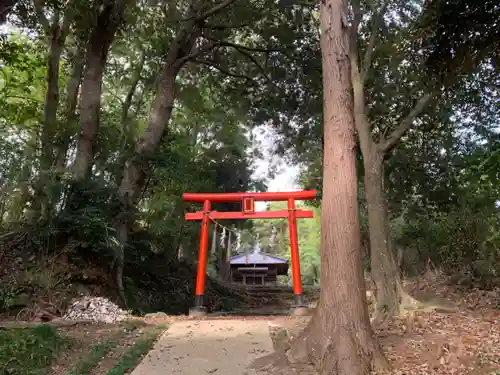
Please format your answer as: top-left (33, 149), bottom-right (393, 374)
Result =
top-left (0, 324), bottom-right (70, 375)
top-left (0, 213), bottom-right (246, 317)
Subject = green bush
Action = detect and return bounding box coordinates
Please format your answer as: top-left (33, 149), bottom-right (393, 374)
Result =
top-left (393, 203), bottom-right (500, 287)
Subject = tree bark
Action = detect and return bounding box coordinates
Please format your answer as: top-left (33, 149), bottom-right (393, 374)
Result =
top-left (32, 6), bottom-right (72, 220)
top-left (281, 0), bottom-right (388, 373)
top-left (363, 152), bottom-right (403, 315)
top-left (72, 0), bottom-right (131, 180)
top-left (55, 46), bottom-right (85, 169)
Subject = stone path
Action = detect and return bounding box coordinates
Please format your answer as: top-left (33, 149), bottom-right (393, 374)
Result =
top-left (130, 319), bottom-right (274, 375)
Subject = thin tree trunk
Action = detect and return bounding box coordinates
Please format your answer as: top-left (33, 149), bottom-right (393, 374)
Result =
top-left (261, 0), bottom-right (388, 372)
top-left (121, 51), bottom-right (145, 126)
top-left (32, 12), bottom-right (70, 220)
top-left (72, 0), bottom-right (130, 179)
top-left (224, 228), bottom-right (232, 280)
top-left (55, 46), bottom-right (85, 169)
top-left (113, 215), bottom-right (128, 307)
top-left (114, 53), bottom-right (146, 184)
top-left (218, 229), bottom-right (232, 280)
top-left (348, 1), bottom-right (429, 319)
top-left (113, 25), bottom-right (195, 307)
top-left (364, 153), bottom-right (402, 315)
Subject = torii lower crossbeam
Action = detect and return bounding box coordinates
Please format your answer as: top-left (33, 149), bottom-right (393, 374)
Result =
top-left (183, 190), bottom-right (317, 316)
top-left (185, 209), bottom-right (314, 220)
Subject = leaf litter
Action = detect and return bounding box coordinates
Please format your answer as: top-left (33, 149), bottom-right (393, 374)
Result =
top-left (375, 276), bottom-right (500, 375)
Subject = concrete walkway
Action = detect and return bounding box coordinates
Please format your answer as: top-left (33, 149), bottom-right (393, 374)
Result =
top-left (130, 320), bottom-right (274, 375)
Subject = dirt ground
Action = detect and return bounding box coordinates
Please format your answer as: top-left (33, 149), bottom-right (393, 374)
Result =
top-left (1, 275), bottom-right (499, 375)
top-left (264, 276), bottom-right (500, 375)
top-left (130, 319), bottom-right (274, 375)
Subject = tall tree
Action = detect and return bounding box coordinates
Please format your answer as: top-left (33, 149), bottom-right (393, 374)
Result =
top-left (265, 0), bottom-right (388, 372)
top-left (31, 0), bottom-right (75, 219)
top-left (348, 0), bottom-right (500, 318)
top-left (72, 0), bottom-right (133, 180)
top-left (348, 0), bottom-right (432, 318)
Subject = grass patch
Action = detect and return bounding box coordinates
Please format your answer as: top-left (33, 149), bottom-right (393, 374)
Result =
top-left (65, 338), bottom-right (118, 375)
top-left (105, 325), bottom-right (167, 375)
top-left (65, 320), bottom-right (146, 375)
top-left (0, 324), bottom-right (70, 375)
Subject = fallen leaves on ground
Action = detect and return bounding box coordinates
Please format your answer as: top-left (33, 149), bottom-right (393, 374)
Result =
top-left (375, 277), bottom-right (500, 375)
top-left (376, 308), bottom-right (500, 374)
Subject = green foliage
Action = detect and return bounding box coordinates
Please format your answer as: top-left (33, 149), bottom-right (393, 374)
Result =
top-left (239, 202), bottom-right (321, 285)
top-left (0, 0), bottom-right (498, 324)
top-left (394, 203), bottom-right (500, 287)
top-left (0, 325), bottom-right (70, 375)
top-left (419, 0), bottom-right (500, 86)
top-left (0, 284), bottom-right (17, 311)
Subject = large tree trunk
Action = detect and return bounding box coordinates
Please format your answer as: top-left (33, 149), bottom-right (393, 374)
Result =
top-left (270, 0), bottom-right (388, 373)
top-left (72, 0), bottom-right (130, 180)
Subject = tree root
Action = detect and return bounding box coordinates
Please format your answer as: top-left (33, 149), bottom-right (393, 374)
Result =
top-left (372, 282), bottom-right (459, 327)
top-left (249, 349), bottom-right (291, 372)
top-left (252, 313), bottom-right (389, 375)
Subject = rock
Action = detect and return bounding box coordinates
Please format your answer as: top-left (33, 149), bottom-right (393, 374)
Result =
top-left (144, 312), bottom-right (168, 318)
top-left (63, 296), bottom-right (130, 323)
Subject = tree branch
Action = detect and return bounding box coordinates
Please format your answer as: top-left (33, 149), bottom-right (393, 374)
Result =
top-left (33, 0), bottom-right (51, 34)
top-left (204, 22), bottom-right (250, 30)
top-left (378, 93), bottom-right (432, 153)
top-left (218, 42), bottom-right (277, 86)
top-left (173, 41), bottom-right (216, 67)
top-left (350, 0), bottom-right (363, 38)
top-left (59, 1), bottom-right (75, 43)
top-left (193, 58), bottom-right (256, 84)
top-left (362, 1), bottom-right (389, 81)
top-left (208, 38), bottom-right (281, 53)
top-left (193, 0), bottom-right (238, 22)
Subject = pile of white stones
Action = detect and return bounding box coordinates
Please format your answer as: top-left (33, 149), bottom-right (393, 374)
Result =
top-left (63, 296), bottom-right (130, 323)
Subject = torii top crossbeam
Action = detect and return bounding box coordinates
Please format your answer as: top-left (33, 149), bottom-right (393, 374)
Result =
top-left (182, 190), bottom-right (318, 202)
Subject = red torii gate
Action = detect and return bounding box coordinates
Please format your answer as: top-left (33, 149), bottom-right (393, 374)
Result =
top-left (183, 190), bottom-right (317, 315)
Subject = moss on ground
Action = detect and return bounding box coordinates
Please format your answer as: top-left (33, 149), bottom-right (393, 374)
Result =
top-left (105, 325), bottom-right (166, 375)
top-left (0, 324), bottom-right (70, 375)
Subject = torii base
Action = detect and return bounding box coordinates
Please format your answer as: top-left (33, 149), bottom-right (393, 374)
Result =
top-left (189, 306), bottom-right (207, 317)
top-left (189, 295), bottom-right (207, 317)
top-left (290, 306), bottom-right (311, 316)
top-left (291, 294), bottom-right (311, 316)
